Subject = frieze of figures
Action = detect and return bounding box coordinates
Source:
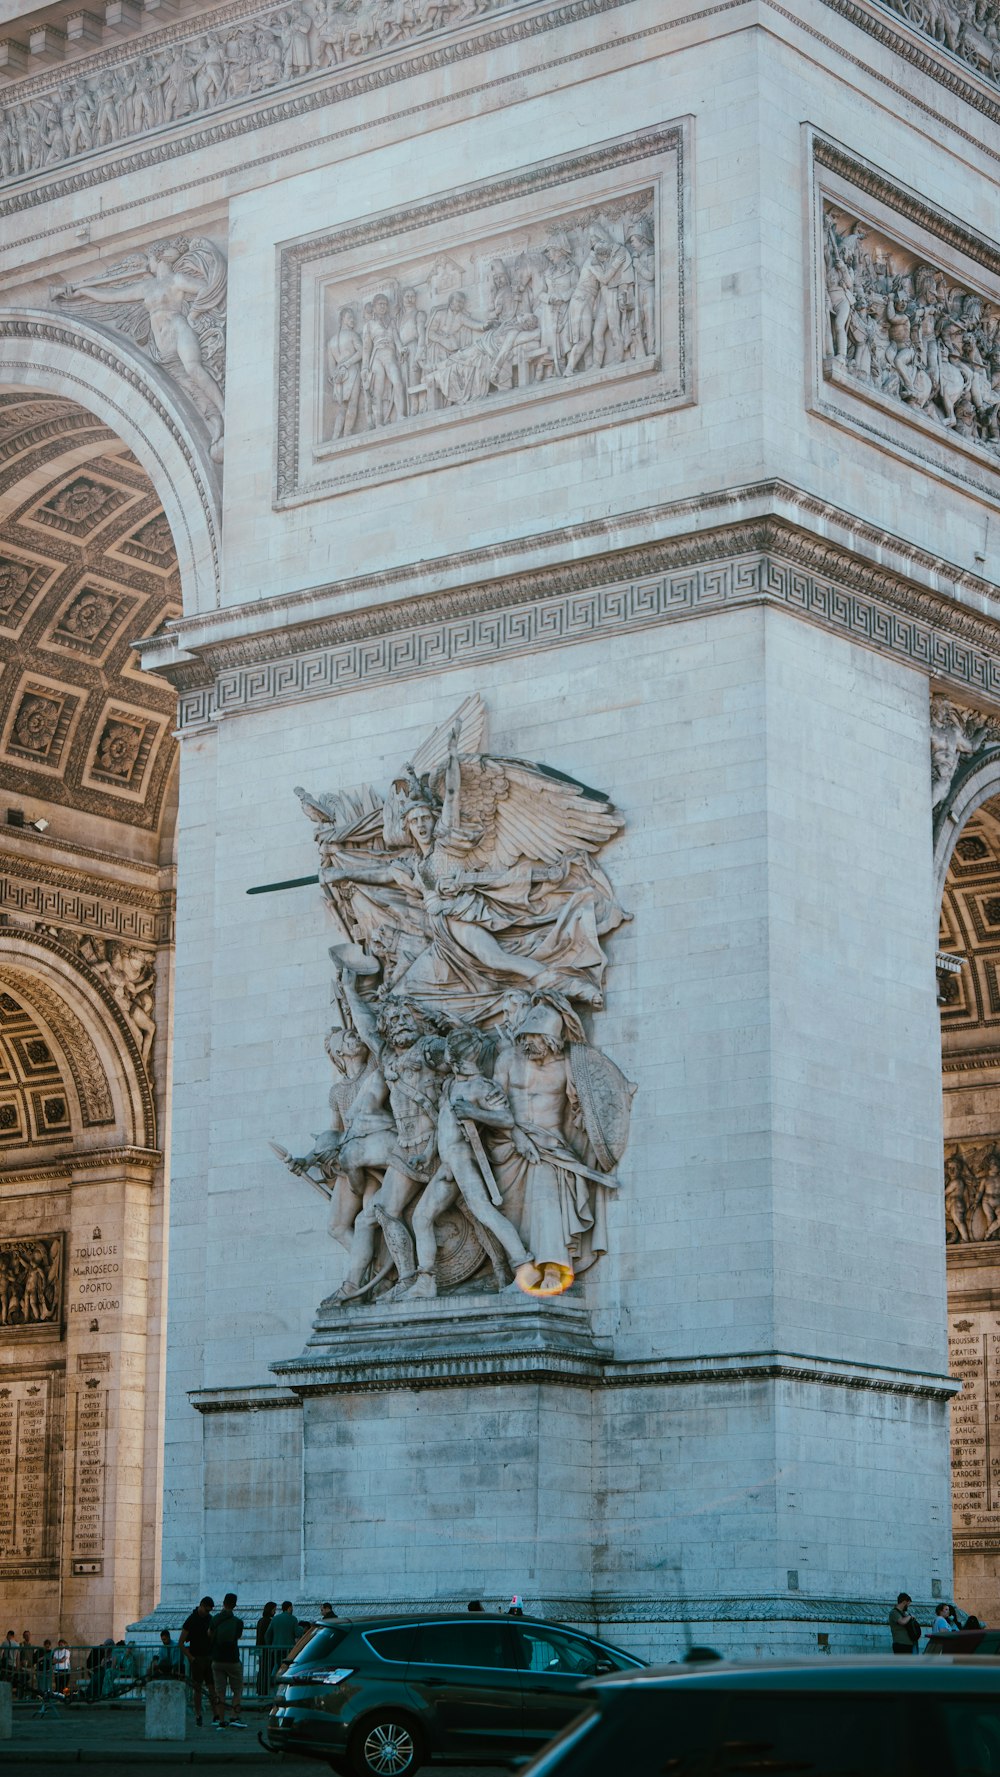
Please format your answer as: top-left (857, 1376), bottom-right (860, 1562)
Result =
top-left (270, 694), bottom-right (636, 1306)
top-left (0, 1235), bottom-right (63, 1328)
top-left (823, 205), bottom-right (1000, 458)
top-left (319, 196), bottom-right (656, 442)
top-left (946, 1143), bottom-right (1000, 1243)
top-left (0, 0), bottom-right (534, 186)
top-left (880, 0), bottom-right (1000, 84)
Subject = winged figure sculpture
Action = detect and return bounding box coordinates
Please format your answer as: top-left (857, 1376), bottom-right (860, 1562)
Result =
top-left (280, 695), bottom-right (635, 1306)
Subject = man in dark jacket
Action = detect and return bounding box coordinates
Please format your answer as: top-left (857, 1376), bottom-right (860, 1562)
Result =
top-left (210, 1593), bottom-right (246, 1730)
top-left (264, 1601), bottom-right (300, 1656)
top-left (178, 1596), bottom-right (217, 1726)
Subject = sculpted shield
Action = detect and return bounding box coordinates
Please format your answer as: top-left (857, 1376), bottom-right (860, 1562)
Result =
top-left (569, 1043), bottom-right (636, 1171)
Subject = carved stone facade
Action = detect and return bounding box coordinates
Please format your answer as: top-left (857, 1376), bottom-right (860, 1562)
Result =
top-left (5, 0), bottom-right (1000, 1663)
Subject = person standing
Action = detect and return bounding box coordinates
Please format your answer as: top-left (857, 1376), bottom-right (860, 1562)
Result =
top-left (255, 1602), bottom-right (277, 1696)
top-left (52, 1640), bottom-right (71, 1697)
top-left (933, 1603), bottom-right (960, 1634)
top-left (264, 1600), bottom-right (301, 1663)
top-left (179, 1595), bottom-right (218, 1727)
top-left (888, 1592), bottom-right (920, 1653)
top-left (319, 1602), bottom-right (338, 1622)
top-left (210, 1593), bottom-right (246, 1731)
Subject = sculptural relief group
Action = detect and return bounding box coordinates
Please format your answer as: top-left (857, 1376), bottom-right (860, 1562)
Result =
top-left (824, 205), bottom-right (1000, 455)
top-left (0, 1237), bottom-right (62, 1328)
top-left (50, 237), bottom-right (228, 463)
top-left (272, 696), bottom-right (635, 1306)
top-left (0, 0), bottom-right (520, 185)
top-left (946, 1144), bottom-right (1000, 1242)
top-left (321, 200), bottom-right (656, 440)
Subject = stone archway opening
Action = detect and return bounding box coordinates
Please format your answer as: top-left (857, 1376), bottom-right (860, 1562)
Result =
top-left (940, 793), bottom-right (1000, 1625)
top-left (0, 385), bottom-right (182, 1640)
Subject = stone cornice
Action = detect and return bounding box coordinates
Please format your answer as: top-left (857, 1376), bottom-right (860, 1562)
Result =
top-left (129, 1591), bottom-right (938, 1629)
top-left (138, 490), bottom-right (1000, 730)
top-left (0, 851), bottom-right (174, 946)
top-left (0, 1144), bottom-right (161, 1186)
top-left (271, 1343), bottom-right (958, 1400)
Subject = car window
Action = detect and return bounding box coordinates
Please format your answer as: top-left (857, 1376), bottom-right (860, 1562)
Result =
top-left (364, 1627), bottom-right (418, 1663)
top-left (514, 1626), bottom-right (611, 1676)
top-left (535, 1688), bottom-right (919, 1776)
top-left (931, 1698), bottom-right (1000, 1774)
top-left (413, 1622), bottom-right (517, 1670)
top-left (288, 1625), bottom-right (348, 1666)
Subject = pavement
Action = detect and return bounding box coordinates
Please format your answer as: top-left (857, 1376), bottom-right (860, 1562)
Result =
top-left (1, 1698), bottom-right (507, 1775)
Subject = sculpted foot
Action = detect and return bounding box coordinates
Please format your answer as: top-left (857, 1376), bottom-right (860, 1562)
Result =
top-left (406, 1270), bottom-right (438, 1300)
top-left (512, 1261), bottom-right (542, 1294)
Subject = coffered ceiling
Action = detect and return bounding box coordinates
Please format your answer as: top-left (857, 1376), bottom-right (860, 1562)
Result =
top-left (0, 391), bottom-right (179, 834)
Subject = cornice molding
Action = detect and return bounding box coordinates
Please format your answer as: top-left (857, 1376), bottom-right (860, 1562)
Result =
top-left (0, 853), bottom-right (174, 946)
top-left (142, 497), bottom-right (1000, 731)
top-left (270, 1343), bottom-right (957, 1400)
top-left (131, 1591), bottom-right (934, 1628)
top-left (0, 1144), bottom-right (161, 1186)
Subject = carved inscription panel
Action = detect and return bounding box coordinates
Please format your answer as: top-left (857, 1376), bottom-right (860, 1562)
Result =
top-left (0, 1374), bottom-right (56, 1575)
top-left (72, 1381), bottom-right (107, 1563)
top-left (277, 124), bottom-right (691, 501)
top-left (950, 1311), bottom-right (1000, 1546)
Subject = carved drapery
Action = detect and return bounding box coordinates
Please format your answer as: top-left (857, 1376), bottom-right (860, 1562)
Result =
top-left (272, 693), bottom-right (635, 1306)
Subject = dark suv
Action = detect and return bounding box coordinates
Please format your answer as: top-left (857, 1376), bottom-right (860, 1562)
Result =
top-left (515, 1657), bottom-right (1000, 1777)
top-left (262, 1611), bottom-right (644, 1775)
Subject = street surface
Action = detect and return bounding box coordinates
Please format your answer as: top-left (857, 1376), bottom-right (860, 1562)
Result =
top-left (3, 1699), bottom-right (509, 1775)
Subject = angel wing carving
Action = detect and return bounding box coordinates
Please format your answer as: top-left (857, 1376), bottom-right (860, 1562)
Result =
top-left (298, 696), bottom-right (628, 1024)
top-left (434, 752), bottom-right (623, 869)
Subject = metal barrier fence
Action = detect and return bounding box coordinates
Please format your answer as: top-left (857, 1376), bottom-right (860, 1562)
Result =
top-left (0, 1643), bottom-right (279, 1703)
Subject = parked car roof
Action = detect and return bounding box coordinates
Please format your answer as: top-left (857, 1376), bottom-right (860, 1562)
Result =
top-left (588, 1657), bottom-right (1000, 1693)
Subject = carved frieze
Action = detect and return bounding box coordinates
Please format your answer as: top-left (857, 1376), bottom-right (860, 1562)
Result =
top-left (272, 693), bottom-right (634, 1306)
top-left (946, 1142), bottom-right (1000, 1243)
top-left (0, 0), bottom-right (623, 194)
top-left (814, 148), bottom-right (1000, 491)
top-left (0, 1234), bottom-right (64, 1330)
top-left (276, 124), bottom-right (691, 501)
top-left (877, 0), bottom-right (1000, 86)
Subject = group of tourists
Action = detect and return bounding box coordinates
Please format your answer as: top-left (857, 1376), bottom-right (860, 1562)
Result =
top-left (174, 1595), bottom-right (337, 1728)
top-left (0, 1597), bottom-right (336, 1715)
top-left (888, 1591), bottom-right (987, 1651)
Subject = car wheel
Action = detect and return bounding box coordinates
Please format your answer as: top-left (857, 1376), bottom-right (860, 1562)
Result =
top-left (347, 1710), bottom-right (424, 1777)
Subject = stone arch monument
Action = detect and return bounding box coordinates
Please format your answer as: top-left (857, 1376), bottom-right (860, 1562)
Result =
top-left (5, 0), bottom-right (1000, 1657)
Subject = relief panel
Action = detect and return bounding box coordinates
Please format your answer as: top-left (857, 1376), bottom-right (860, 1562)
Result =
top-left (276, 124), bottom-right (692, 501)
top-left (812, 140), bottom-right (1000, 498)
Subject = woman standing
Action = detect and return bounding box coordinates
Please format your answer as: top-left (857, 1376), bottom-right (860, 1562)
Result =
top-left (256, 1602), bottom-right (277, 1696)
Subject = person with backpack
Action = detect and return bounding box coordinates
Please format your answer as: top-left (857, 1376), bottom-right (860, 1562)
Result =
top-left (888, 1592), bottom-right (921, 1653)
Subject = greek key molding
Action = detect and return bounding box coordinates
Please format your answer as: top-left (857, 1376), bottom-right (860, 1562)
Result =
top-left (0, 860), bottom-right (172, 946)
top-left (165, 523), bottom-right (1000, 732)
